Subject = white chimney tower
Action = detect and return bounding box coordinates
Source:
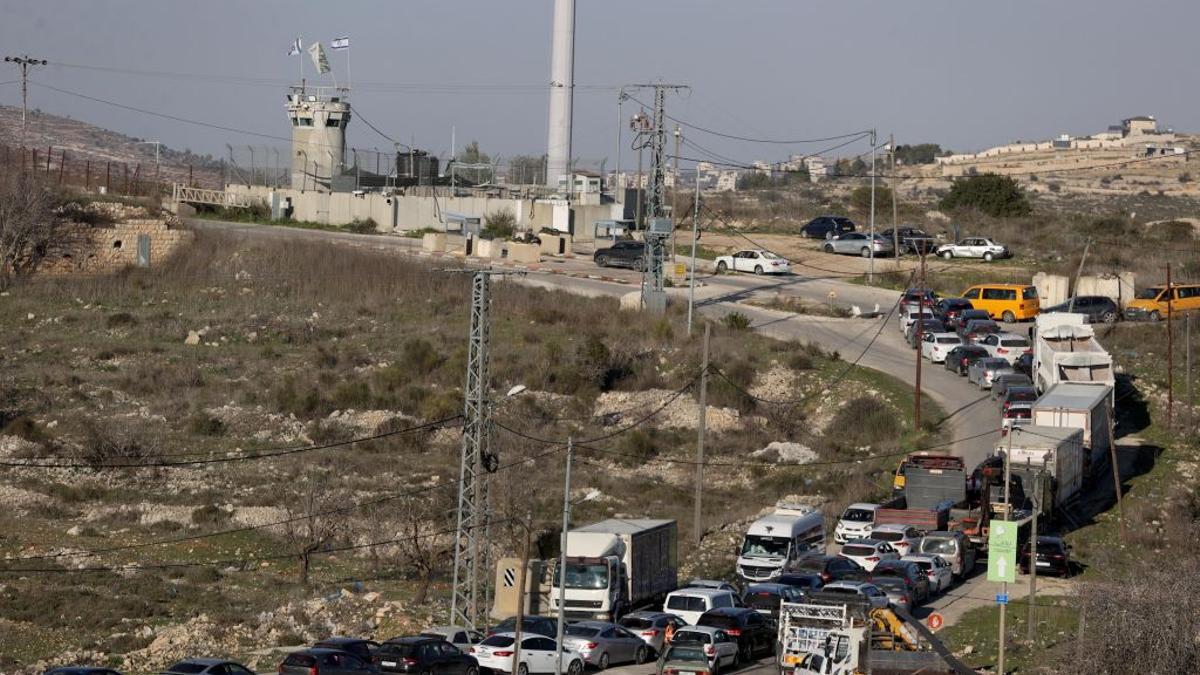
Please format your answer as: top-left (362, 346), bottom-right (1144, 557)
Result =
top-left (546, 0), bottom-right (575, 188)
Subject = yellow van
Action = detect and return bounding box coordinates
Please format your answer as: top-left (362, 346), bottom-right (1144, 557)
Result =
top-left (961, 283), bottom-right (1040, 322)
top-left (1124, 283), bottom-right (1200, 321)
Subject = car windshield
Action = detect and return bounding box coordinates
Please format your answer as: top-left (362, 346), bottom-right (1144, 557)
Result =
top-left (1037, 540), bottom-right (1065, 554)
top-left (166, 666), bottom-right (208, 675)
top-left (842, 508), bottom-right (875, 522)
top-left (841, 545), bottom-right (874, 556)
top-left (872, 531), bottom-right (903, 542)
top-left (741, 534), bottom-right (789, 558)
top-left (619, 617), bottom-right (653, 629)
top-left (1000, 338), bottom-right (1029, 347)
top-left (1006, 408), bottom-right (1032, 419)
top-left (698, 614), bottom-right (740, 629)
top-left (761, 251), bottom-right (783, 259)
top-left (937, 337), bottom-right (960, 344)
top-left (664, 647), bottom-right (708, 663)
top-left (912, 561), bottom-right (932, 572)
top-left (564, 625), bottom-right (600, 637)
top-left (873, 578), bottom-right (907, 592)
top-left (481, 636), bottom-right (516, 648)
top-left (672, 630), bottom-right (711, 645)
top-left (1022, 287), bottom-right (1038, 300)
top-left (666, 595), bottom-right (707, 612)
top-left (554, 562), bottom-right (609, 590)
top-left (920, 538), bottom-right (957, 555)
top-left (1136, 287), bottom-right (1164, 300)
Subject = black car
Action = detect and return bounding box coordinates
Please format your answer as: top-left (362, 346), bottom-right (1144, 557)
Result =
top-left (956, 309), bottom-right (991, 328)
top-left (46, 669), bottom-right (123, 675)
top-left (879, 227), bottom-right (936, 255)
top-left (907, 319), bottom-right (946, 348)
top-left (1019, 536), bottom-right (1072, 576)
top-left (1001, 385), bottom-right (1038, 411)
top-left (775, 572), bottom-right (824, 594)
top-left (935, 298), bottom-right (975, 330)
top-left (870, 560), bottom-right (930, 603)
top-left (161, 660), bottom-right (256, 675)
top-left (789, 554), bottom-right (866, 583)
top-left (944, 344), bottom-right (990, 375)
top-left (281, 650), bottom-right (378, 675)
top-left (593, 240), bottom-right (646, 270)
top-left (800, 216), bottom-right (855, 239)
top-left (990, 373), bottom-right (1033, 401)
top-left (1013, 352), bottom-right (1034, 377)
top-left (316, 638), bottom-right (382, 662)
top-left (741, 583), bottom-right (806, 620)
top-left (373, 637), bottom-right (478, 675)
top-left (1043, 296), bottom-right (1121, 324)
top-left (488, 615), bottom-right (559, 638)
top-left (695, 607), bottom-right (775, 661)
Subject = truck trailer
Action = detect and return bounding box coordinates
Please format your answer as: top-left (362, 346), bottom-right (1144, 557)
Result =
top-left (548, 519), bottom-right (677, 621)
top-left (1031, 313), bottom-right (1115, 399)
top-left (1001, 425), bottom-right (1086, 514)
top-left (1031, 382), bottom-right (1114, 473)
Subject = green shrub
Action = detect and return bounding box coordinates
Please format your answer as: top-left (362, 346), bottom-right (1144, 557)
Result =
top-left (482, 210), bottom-right (516, 239)
top-left (187, 415), bottom-right (226, 437)
top-left (939, 174), bottom-right (1032, 217)
top-left (345, 217), bottom-right (379, 234)
top-left (191, 504), bottom-right (232, 526)
top-left (1150, 220), bottom-right (1194, 242)
top-left (2, 415), bottom-right (50, 444)
top-left (722, 312), bottom-right (752, 330)
top-left (105, 312), bottom-right (137, 329)
top-left (1087, 216), bottom-right (1131, 238)
top-left (828, 396), bottom-right (900, 447)
top-left (331, 380), bottom-right (372, 410)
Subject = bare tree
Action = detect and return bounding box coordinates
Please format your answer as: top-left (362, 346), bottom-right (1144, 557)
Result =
top-left (394, 489), bottom-right (455, 605)
top-left (283, 472), bottom-right (349, 585)
top-left (0, 172), bottom-right (62, 290)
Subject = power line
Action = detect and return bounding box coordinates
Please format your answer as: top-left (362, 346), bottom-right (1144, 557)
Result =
top-left (6, 444), bottom-right (567, 563)
top-left (0, 415), bottom-right (461, 469)
top-left (623, 92), bottom-right (870, 145)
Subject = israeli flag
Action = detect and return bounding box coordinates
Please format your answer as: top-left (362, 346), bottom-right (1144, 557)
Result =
top-left (288, 37), bottom-right (302, 56)
top-left (330, 36), bottom-right (350, 50)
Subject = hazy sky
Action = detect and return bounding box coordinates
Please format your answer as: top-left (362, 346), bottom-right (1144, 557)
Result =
top-left (2, 0), bottom-right (1196, 168)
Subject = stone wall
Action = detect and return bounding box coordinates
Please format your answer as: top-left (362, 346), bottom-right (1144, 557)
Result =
top-left (39, 207), bottom-right (194, 275)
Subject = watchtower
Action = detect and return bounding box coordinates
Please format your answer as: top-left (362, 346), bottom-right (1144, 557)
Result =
top-left (286, 85), bottom-right (351, 192)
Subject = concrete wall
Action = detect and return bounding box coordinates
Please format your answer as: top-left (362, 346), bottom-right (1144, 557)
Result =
top-left (40, 218), bottom-right (194, 275)
top-left (1077, 272), bottom-right (1137, 308)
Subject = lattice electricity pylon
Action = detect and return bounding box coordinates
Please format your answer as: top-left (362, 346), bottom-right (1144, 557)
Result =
top-left (446, 268), bottom-right (520, 631)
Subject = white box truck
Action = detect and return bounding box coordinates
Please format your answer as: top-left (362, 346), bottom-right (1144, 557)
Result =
top-left (1031, 382), bottom-right (1113, 473)
top-left (1001, 425), bottom-right (1086, 513)
top-left (736, 504), bottom-right (825, 582)
top-left (1032, 313), bottom-right (1115, 400)
top-left (548, 519), bottom-right (677, 621)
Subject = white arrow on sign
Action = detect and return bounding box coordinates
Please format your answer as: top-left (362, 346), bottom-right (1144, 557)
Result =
top-left (997, 557), bottom-right (1007, 578)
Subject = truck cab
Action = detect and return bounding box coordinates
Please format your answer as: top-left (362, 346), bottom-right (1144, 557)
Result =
top-left (736, 505), bottom-right (825, 582)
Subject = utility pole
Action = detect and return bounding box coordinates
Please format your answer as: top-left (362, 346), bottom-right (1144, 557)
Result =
top-left (449, 270), bottom-right (517, 631)
top-left (1068, 239), bottom-right (1092, 312)
top-left (1027, 458), bottom-right (1044, 644)
top-left (615, 91), bottom-right (625, 198)
top-left (914, 252), bottom-right (927, 430)
top-left (687, 171), bottom-right (701, 335)
top-left (4, 55), bottom-right (47, 144)
top-left (998, 429), bottom-right (1014, 675)
top-left (1187, 313), bottom-right (1193, 407)
top-left (672, 125), bottom-right (681, 262)
top-left (510, 507), bottom-right (533, 675)
top-left (890, 133), bottom-right (899, 266)
top-left (868, 128), bottom-right (877, 284)
top-left (1167, 264), bottom-right (1174, 429)
top-left (694, 324), bottom-right (710, 546)
top-left (554, 438), bottom-right (574, 675)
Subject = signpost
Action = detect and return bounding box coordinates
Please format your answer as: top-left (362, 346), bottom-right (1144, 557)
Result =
top-left (927, 612), bottom-right (944, 632)
top-left (988, 519), bottom-right (1018, 583)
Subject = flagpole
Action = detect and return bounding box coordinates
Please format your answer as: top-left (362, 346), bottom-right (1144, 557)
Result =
top-left (347, 45), bottom-right (352, 92)
top-left (298, 36), bottom-right (303, 87)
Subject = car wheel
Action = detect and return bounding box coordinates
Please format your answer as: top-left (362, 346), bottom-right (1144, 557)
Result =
top-left (598, 653), bottom-right (610, 670)
top-left (941, 250), bottom-right (953, 259)
top-left (568, 660), bottom-right (583, 675)
top-left (716, 260), bottom-right (727, 273)
top-left (465, 668), bottom-right (479, 675)
top-left (823, 243), bottom-right (834, 253)
top-left (517, 665), bottom-right (529, 675)
top-left (633, 257), bottom-right (646, 272)
top-left (635, 646), bottom-right (649, 665)
top-left (984, 252), bottom-right (995, 261)
top-left (1149, 310), bottom-right (1162, 322)
top-left (1002, 310), bottom-right (1016, 323)
top-left (740, 643), bottom-right (753, 663)
top-left (1101, 311), bottom-right (1118, 324)
top-left (860, 247), bottom-right (872, 258)
top-left (595, 255), bottom-right (608, 268)
top-left (731, 648), bottom-right (741, 668)
top-left (754, 265), bottom-right (764, 275)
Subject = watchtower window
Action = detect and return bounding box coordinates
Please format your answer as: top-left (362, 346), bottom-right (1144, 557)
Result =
top-left (297, 117), bottom-right (313, 127)
top-left (325, 117), bottom-right (341, 128)
top-left (291, 117), bottom-right (300, 127)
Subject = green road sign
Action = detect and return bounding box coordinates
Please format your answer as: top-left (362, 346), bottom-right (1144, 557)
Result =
top-left (988, 520), bottom-right (1018, 583)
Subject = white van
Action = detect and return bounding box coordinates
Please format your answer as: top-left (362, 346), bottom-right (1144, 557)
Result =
top-left (736, 504), bottom-right (825, 582)
top-left (663, 587), bottom-right (738, 625)
top-left (833, 503), bottom-right (880, 544)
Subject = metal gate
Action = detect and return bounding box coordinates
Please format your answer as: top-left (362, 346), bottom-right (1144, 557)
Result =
top-left (136, 234), bottom-right (151, 268)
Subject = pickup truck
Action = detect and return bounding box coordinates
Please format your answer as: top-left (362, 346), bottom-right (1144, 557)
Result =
top-left (880, 227), bottom-right (937, 256)
top-left (593, 240), bottom-right (646, 270)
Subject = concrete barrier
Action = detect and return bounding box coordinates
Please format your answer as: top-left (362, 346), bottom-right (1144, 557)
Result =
top-left (422, 232), bottom-right (447, 253)
top-left (473, 238), bottom-right (505, 259)
top-left (508, 242), bottom-right (541, 264)
top-left (1033, 272), bottom-right (1069, 307)
top-left (540, 233), bottom-right (573, 257)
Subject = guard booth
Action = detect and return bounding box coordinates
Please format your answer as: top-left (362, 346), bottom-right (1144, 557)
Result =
top-left (445, 213), bottom-right (483, 255)
top-left (593, 219), bottom-right (636, 243)
top-left (491, 557), bottom-right (551, 620)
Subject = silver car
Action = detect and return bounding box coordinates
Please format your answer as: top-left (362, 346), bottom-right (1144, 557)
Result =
top-left (618, 611), bottom-right (685, 656)
top-left (560, 621), bottom-right (652, 669)
top-left (822, 232), bottom-right (896, 258)
top-left (935, 237), bottom-right (1010, 261)
top-left (967, 357), bottom-right (1014, 389)
top-left (669, 626), bottom-right (740, 671)
top-left (818, 581), bottom-right (889, 610)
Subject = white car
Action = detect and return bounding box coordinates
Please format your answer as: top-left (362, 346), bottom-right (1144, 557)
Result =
top-left (934, 237), bottom-right (1011, 261)
top-left (902, 554), bottom-right (954, 594)
top-left (833, 503), bottom-right (880, 544)
top-left (920, 332), bottom-right (963, 363)
top-left (899, 309), bottom-right (936, 335)
top-left (868, 524), bottom-right (922, 558)
top-left (979, 332), bottom-right (1031, 365)
top-left (819, 581), bottom-right (890, 610)
top-left (669, 626), bottom-right (739, 671)
top-left (714, 249), bottom-right (790, 275)
top-left (471, 633), bottom-right (584, 675)
top-left (837, 538), bottom-right (900, 571)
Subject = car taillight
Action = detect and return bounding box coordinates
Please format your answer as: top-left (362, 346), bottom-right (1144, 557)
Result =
top-left (469, 648), bottom-right (476, 654)
top-left (866, 556), bottom-right (880, 562)
top-left (310, 666), bottom-right (319, 675)
top-left (585, 642), bottom-right (599, 650)
top-left (704, 645), bottom-right (716, 656)
top-left (961, 357), bottom-right (969, 365)
top-left (403, 659), bottom-right (417, 667)
top-left (642, 629), bottom-right (660, 637)
top-left (277, 666), bottom-right (284, 675)
top-left (1052, 554), bottom-right (1065, 560)
top-left (900, 596), bottom-right (910, 603)
top-left (494, 651), bottom-right (514, 658)
top-left (820, 571), bottom-right (832, 582)
top-left (664, 669), bottom-right (678, 675)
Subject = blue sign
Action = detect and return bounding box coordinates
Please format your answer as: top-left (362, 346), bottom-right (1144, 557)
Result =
top-left (995, 593), bottom-right (1009, 605)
